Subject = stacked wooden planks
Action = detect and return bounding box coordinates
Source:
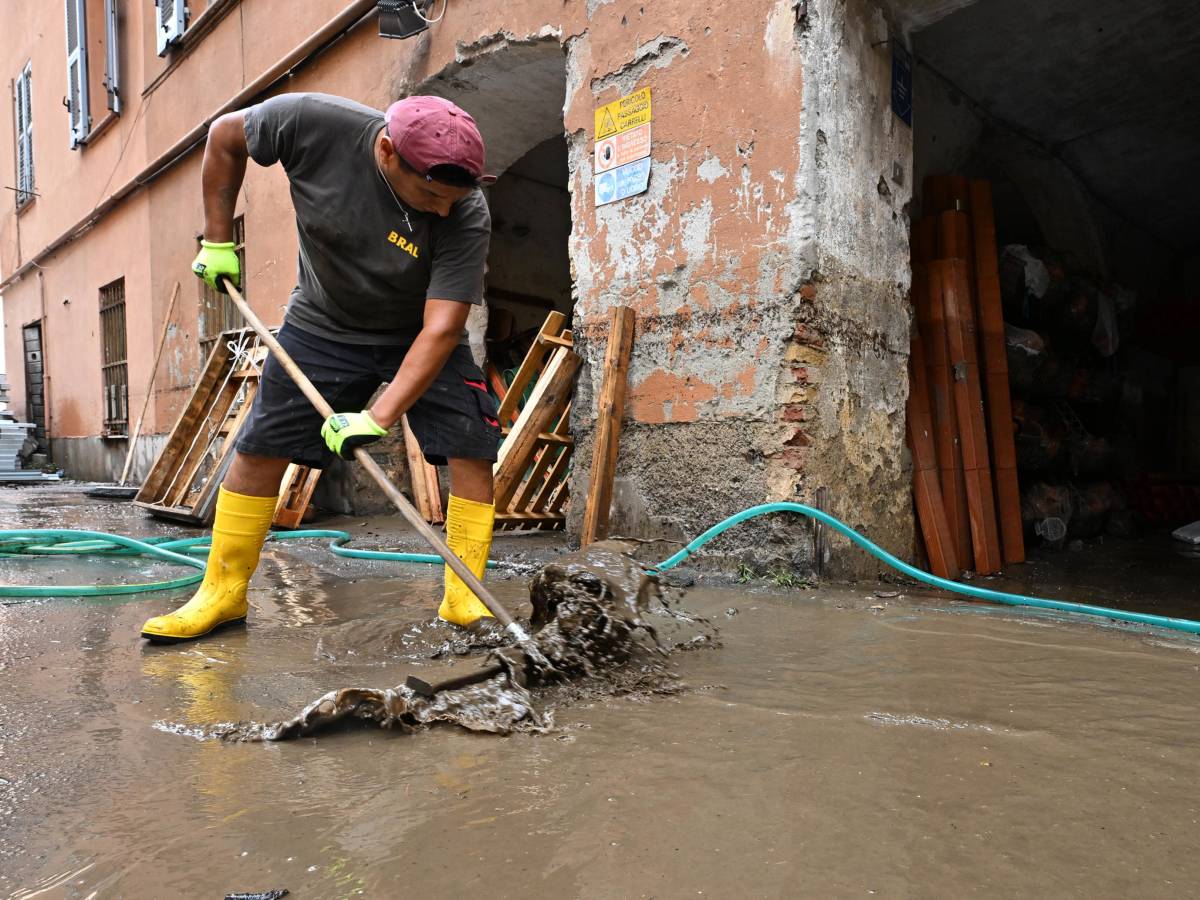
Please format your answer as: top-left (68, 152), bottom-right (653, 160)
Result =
top-left (908, 176), bottom-right (1024, 578)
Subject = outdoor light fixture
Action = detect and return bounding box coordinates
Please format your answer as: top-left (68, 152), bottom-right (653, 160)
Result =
top-left (378, 0), bottom-right (435, 39)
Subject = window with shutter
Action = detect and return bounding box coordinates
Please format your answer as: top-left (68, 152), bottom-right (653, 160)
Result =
top-left (64, 0), bottom-right (90, 148)
top-left (155, 0), bottom-right (187, 56)
top-left (14, 64), bottom-right (35, 208)
top-left (104, 0), bottom-right (120, 113)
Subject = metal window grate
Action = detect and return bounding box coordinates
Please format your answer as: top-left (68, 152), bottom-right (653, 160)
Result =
top-left (199, 216), bottom-right (247, 361)
top-left (100, 278), bottom-right (129, 435)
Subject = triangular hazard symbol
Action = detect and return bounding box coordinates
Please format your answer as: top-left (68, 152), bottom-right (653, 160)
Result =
top-left (598, 108), bottom-right (617, 138)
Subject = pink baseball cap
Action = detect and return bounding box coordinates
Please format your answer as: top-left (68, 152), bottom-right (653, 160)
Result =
top-left (385, 95), bottom-right (496, 186)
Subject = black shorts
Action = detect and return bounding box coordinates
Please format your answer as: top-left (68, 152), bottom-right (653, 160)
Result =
top-left (236, 322), bottom-right (502, 468)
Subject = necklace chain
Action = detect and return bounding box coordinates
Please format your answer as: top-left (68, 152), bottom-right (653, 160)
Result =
top-left (376, 164), bottom-right (413, 233)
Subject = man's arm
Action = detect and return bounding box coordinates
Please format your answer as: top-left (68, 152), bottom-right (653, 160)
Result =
top-left (369, 299), bottom-right (472, 428)
top-left (201, 112), bottom-right (249, 243)
top-left (191, 113), bottom-right (250, 293)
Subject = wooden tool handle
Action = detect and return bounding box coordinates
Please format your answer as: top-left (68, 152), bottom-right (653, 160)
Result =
top-left (219, 278), bottom-right (528, 639)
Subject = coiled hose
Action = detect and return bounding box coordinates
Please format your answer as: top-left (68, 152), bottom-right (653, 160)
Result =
top-left (2, 503), bottom-right (1198, 635)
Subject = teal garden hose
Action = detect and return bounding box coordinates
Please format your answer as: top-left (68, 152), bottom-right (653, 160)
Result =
top-left (3, 503), bottom-right (1199, 636)
top-left (0, 528), bottom-right (491, 599)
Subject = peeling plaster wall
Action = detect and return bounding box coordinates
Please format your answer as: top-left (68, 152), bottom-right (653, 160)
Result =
top-left (565, 3), bottom-right (810, 569)
top-left (562, 0), bottom-right (914, 576)
top-left (767, 0), bottom-right (915, 577)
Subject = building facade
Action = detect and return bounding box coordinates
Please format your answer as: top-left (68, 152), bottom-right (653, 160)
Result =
top-left (1, 0), bottom-right (915, 574)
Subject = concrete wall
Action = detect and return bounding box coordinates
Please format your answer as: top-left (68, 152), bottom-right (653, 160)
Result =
top-left (1, 0), bottom-right (917, 575)
top-left (770, 0), bottom-right (915, 576)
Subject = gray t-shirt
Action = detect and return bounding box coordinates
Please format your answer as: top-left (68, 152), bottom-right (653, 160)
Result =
top-left (243, 92), bottom-right (490, 344)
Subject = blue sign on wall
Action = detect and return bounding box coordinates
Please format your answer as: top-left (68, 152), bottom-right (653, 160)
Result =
top-left (892, 41), bottom-right (912, 127)
top-left (595, 157), bottom-right (651, 207)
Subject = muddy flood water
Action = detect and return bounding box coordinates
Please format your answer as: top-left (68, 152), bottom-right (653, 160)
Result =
top-left (3, 486), bottom-right (1200, 898)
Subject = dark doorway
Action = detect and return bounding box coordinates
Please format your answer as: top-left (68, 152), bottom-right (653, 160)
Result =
top-left (907, 0), bottom-right (1200, 616)
top-left (484, 134), bottom-right (573, 376)
top-left (22, 322), bottom-right (48, 452)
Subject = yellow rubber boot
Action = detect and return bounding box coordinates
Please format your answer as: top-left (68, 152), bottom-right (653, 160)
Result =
top-left (140, 487), bottom-right (277, 642)
top-left (437, 494), bottom-right (496, 627)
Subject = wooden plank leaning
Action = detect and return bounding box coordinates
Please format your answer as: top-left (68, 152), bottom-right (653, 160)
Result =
top-left (120, 281), bottom-right (179, 486)
top-left (401, 415), bottom-right (444, 525)
top-left (922, 261), bottom-right (972, 568)
top-left (581, 306), bottom-right (636, 546)
top-left (941, 259), bottom-right (1003, 575)
top-left (969, 179), bottom-right (1025, 565)
top-left (907, 334), bottom-right (961, 580)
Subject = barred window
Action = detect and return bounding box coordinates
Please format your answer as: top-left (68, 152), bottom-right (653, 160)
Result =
top-left (198, 216), bottom-right (247, 360)
top-left (99, 278), bottom-right (129, 436)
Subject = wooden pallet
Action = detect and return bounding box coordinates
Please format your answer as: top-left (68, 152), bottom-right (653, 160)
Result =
top-left (492, 312), bottom-right (580, 531)
top-left (135, 329), bottom-right (266, 525)
top-left (273, 463), bottom-right (322, 529)
top-left (135, 328), bottom-right (317, 527)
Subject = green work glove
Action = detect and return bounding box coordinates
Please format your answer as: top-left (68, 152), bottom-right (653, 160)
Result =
top-left (321, 411), bottom-right (388, 460)
top-left (192, 239), bottom-right (240, 294)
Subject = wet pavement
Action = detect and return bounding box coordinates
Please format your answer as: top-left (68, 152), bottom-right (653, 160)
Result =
top-left (3, 485), bottom-right (1200, 898)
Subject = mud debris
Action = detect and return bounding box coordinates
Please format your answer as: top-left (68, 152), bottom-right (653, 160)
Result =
top-left (212, 542), bottom-right (718, 742)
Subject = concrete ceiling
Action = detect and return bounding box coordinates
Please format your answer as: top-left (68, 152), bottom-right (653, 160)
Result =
top-left (912, 0), bottom-right (1200, 251)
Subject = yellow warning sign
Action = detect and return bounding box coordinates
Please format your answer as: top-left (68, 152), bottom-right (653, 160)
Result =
top-left (594, 88), bottom-right (652, 139)
top-left (598, 108), bottom-right (617, 138)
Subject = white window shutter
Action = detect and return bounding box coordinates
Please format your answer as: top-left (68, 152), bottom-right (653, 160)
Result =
top-left (155, 0), bottom-right (187, 57)
top-left (64, 0), bottom-right (90, 147)
top-left (104, 0), bottom-right (120, 113)
top-left (15, 74), bottom-right (27, 202)
top-left (15, 65), bottom-right (34, 205)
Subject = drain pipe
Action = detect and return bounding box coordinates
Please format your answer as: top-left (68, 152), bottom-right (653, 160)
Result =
top-left (0, 0), bottom-right (378, 292)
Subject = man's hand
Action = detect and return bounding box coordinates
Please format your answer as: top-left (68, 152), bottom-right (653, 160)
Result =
top-left (321, 411), bottom-right (388, 460)
top-left (192, 240), bottom-right (240, 294)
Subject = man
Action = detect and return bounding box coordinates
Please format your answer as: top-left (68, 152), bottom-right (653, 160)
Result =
top-left (140, 92), bottom-right (502, 642)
